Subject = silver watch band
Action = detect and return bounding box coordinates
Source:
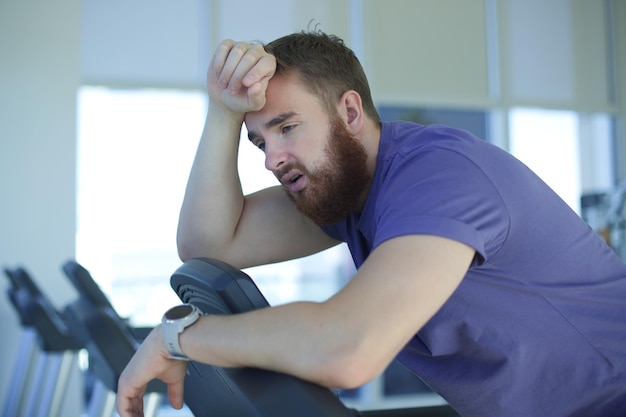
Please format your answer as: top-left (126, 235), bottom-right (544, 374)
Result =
top-left (162, 320), bottom-right (188, 360)
top-left (161, 304), bottom-right (201, 361)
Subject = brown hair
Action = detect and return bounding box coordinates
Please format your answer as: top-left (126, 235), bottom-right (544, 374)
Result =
top-left (264, 30), bottom-right (380, 122)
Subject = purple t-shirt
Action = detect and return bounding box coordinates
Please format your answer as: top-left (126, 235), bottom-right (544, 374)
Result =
top-left (322, 121), bottom-right (626, 417)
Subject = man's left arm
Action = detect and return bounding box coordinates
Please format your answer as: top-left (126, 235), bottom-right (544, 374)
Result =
top-left (320, 234), bottom-right (475, 386)
top-left (116, 234), bottom-right (474, 415)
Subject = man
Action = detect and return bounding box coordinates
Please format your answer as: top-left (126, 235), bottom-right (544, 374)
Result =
top-left (117, 31), bottom-right (626, 417)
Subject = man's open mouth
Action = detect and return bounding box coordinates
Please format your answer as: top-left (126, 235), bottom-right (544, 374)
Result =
top-left (289, 174), bottom-right (302, 184)
top-left (280, 170), bottom-right (306, 193)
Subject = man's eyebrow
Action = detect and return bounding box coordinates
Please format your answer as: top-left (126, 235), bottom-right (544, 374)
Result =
top-left (247, 112), bottom-right (297, 142)
top-left (265, 112), bottom-right (297, 129)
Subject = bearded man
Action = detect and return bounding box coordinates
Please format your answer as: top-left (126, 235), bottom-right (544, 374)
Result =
top-left (117, 31), bottom-right (626, 417)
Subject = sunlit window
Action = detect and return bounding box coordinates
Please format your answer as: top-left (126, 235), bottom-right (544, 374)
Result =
top-left (509, 108), bottom-right (582, 213)
top-left (76, 87), bottom-right (207, 324)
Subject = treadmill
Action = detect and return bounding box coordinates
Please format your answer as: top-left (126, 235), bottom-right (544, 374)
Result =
top-left (3, 266), bottom-right (81, 417)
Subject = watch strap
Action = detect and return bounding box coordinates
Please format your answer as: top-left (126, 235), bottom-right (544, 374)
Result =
top-left (162, 319), bottom-right (189, 360)
top-left (161, 304), bottom-right (201, 361)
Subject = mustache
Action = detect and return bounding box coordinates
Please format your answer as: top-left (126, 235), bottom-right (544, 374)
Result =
top-left (274, 161), bottom-right (308, 181)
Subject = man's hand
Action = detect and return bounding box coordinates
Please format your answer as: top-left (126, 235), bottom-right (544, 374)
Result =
top-left (116, 326), bottom-right (188, 417)
top-left (208, 39), bottom-right (276, 114)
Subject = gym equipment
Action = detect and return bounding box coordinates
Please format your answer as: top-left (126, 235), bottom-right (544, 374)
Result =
top-left (4, 261), bottom-right (165, 417)
top-left (169, 257), bottom-right (460, 417)
top-left (581, 179), bottom-right (626, 262)
top-left (61, 260), bottom-right (166, 417)
top-left (3, 266), bottom-right (81, 417)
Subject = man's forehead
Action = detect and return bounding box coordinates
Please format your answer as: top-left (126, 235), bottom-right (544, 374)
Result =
top-left (244, 75), bottom-right (311, 129)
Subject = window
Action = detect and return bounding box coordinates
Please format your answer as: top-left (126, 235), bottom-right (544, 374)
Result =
top-left (508, 108), bottom-right (581, 212)
top-left (508, 108), bottom-right (615, 216)
top-left (76, 87), bottom-right (207, 324)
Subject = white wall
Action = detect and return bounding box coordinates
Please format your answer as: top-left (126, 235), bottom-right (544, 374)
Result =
top-left (0, 0), bottom-right (83, 414)
top-left (80, 0), bottom-right (352, 88)
top-left (81, 0), bottom-right (211, 88)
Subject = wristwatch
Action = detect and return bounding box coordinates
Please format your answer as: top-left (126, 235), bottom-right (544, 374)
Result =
top-left (161, 304), bottom-right (202, 360)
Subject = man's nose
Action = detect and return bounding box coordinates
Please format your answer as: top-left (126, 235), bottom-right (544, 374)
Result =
top-left (264, 143), bottom-right (288, 172)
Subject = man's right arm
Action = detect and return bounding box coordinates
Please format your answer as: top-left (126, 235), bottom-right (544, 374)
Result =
top-left (177, 40), bottom-right (338, 268)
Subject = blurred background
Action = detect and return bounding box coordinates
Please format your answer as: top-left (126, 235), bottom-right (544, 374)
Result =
top-left (1, 0), bottom-right (625, 414)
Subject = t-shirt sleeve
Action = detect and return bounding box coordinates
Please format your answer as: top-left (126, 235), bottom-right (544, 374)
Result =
top-left (373, 145), bottom-right (510, 264)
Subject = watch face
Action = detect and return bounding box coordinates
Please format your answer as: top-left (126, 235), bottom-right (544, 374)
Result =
top-left (165, 304), bottom-right (194, 320)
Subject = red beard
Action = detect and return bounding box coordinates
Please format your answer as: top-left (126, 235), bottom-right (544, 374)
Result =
top-left (283, 116), bottom-right (371, 225)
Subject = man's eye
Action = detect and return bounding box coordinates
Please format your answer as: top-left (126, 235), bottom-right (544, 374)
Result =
top-left (256, 142), bottom-right (266, 152)
top-left (281, 125), bottom-right (294, 134)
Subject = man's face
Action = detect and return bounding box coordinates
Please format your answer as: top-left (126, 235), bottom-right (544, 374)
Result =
top-left (281, 115), bottom-right (370, 225)
top-left (245, 74), bottom-right (371, 225)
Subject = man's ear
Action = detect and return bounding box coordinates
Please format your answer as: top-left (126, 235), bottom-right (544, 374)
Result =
top-left (337, 90), bottom-right (364, 135)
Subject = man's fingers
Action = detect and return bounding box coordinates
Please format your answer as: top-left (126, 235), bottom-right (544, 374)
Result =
top-left (246, 81), bottom-right (268, 111)
top-left (216, 42), bottom-right (274, 95)
top-left (116, 394), bottom-right (145, 417)
top-left (241, 49), bottom-right (276, 87)
top-left (167, 380), bottom-right (186, 410)
top-left (116, 379), bottom-right (148, 417)
top-left (207, 39), bottom-right (276, 113)
top-left (218, 41), bottom-right (251, 91)
top-left (210, 39), bottom-right (235, 80)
